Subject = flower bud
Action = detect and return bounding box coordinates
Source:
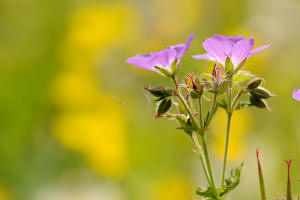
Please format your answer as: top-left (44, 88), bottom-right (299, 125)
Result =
top-left (157, 98), bottom-right (172, 116)
top-left (145, 86), bottom-right (175, 99)
top-left (186, 73), bottom-right (204, 99)
top-left (251, 88), bottom-right (273, 99)
top-left (246, 78), bottom-right (263, 90)
top-left (250, 96), bottom-right (270, 111)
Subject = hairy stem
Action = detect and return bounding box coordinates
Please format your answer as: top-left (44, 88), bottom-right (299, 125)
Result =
top-left (221, 112), bottom-right (232, 186)
top-left (204, 93), bottom-right (217, 129)
top-left (176, 94), bottom-right (201, 131)
top-left (200, 134), bottom-right (217, 192)
top-left (191, 132), bottom-right (210, 185)
top-left (221, 82), bottom-right (233, 186)
top-left (198, 98), bottom-right (203, 130)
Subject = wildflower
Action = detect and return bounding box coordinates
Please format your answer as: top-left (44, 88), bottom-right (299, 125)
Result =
top-left (292, 89), bottom-right (300, 101)
top-left (126, 34), bottom-right (194, 76)
top-left (192, 34), bottom-right (270, 68)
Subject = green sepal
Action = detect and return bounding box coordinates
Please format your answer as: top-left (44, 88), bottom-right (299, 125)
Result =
top-left (225, 57), bottom-right (234, 74)
top-left (171, 61), bottom-right (178, 75)
top-left (233, 57), bottom-right (247, 74)
top-left (233, 71), bottom-right (254, 83)
top-left (155, 66), bottom-right (173, 77)
top-left (157, 98), bottom-right (172, 116)
top-left (190, 90), bottom-right (203, 99)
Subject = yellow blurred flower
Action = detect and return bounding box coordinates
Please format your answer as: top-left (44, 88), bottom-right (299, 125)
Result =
top-left (53, 94), bottom-right (129, 179)
top-left (153, 175), bottom-right (191, 200)
top-left (0, 184), bottom-right (13, 200)
top-left (152, 0), bottom-right (203, 38)
top-left (60, 3), bottom-right (140, 72)
top-left (210, 109), bottom-right (252, 162)
top-left (52, 3), bottom-right (136, 179)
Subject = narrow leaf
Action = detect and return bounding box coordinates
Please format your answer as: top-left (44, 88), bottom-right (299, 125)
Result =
top-left (286, 160), bottom-right (293, 200)
top-left (256, 149), bottom-right (267, 200)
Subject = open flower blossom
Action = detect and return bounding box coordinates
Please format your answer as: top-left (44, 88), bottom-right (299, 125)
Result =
top-left (292, 89), bottom-right (300, 101)
top-left (127, 34), bottom-right (194, 76)
top-left (192, 34), bottom-right (270, 68)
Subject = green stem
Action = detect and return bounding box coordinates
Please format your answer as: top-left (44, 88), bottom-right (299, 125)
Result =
top-left (231, 90), bottom-right (243, 109)
top-left (172, 76), bottom-right (179, 93)
top-left (191, 132), bottom-right (210, 185)
top-left (221, 112), bottom-right (232, 186)
top-left (200, 134), bottom-right (217, 192)
top-left (204, 93), bottom-right (217, 129)
top-left (176, 94), bottom-right (201, 131)
top-left (221, 82), bottom-right (233, 186)
top-left (198, 98), bottom-right (203, 130)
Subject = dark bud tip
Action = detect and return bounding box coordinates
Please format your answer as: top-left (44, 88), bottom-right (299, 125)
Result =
top-left (247, 78), bottom-right (264, 90)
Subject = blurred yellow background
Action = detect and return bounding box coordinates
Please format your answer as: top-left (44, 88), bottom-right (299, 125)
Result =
top-left (0, 0), bottom-right (299, 199)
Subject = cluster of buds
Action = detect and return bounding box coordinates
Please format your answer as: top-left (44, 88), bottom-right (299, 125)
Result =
top-left (246, 78), bottom-right (274, 110)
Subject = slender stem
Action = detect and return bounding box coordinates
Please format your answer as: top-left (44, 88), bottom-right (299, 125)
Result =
top-left (221, 82), bottom-right (233, 186)
top-left (176, 93), bottom-right (201, 131)
top-left (221, 112), bottom-right (232, 186)
top-left (204, 93), bottom-right (217, 129)
top-left (198, 98), bottom-right (203, 130)
top-left (172, 76), bottom-right (179, 93)
top-left (231, 90), bottom-right (243, 109)
top-left (200, 134), bottom-right (217, 192)
top-left (191, 132), bottom-right (210, 185)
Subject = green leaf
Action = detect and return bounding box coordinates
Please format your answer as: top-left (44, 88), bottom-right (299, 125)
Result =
top-left (225, 57), bottom-right (234, 74)
top-left (233, 71), bottom-right (254, 83)
top-left (256, 150), bottom-right (267, 200)
top-left (219, 163), bottom-right (244, 198)
top-left (157, 98), bottom-right (172, 116)
top-left (155, 66), bottom-right (173, 77)
top-left (196, 186), bottom-right (218, 199)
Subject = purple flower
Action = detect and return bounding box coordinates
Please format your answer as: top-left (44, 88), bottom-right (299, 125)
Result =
top-left (127, 34), bottom-right (194, 76)
top-left (293, 89), bottom-right (300, 101)
top-left (192, 34), bottom-right (270, 68)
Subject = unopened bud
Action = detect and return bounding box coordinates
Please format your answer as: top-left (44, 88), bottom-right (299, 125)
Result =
top-left (157, 98), bottom-right (172, 116)
top-left (251, 88), bottom-right (273, 99)
top-left (246, 78), bottom-right (263, 90)
top-left (145, 86), bottom-right (175, 98)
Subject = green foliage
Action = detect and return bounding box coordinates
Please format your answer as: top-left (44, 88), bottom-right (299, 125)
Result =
top-left (196, 164), bottom-right (244, 199)
top-left (218, 163), bottom-right (244, 197)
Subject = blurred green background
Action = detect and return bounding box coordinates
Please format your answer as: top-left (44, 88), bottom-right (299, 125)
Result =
top-left (0, 0), bottom-right (299, 199)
